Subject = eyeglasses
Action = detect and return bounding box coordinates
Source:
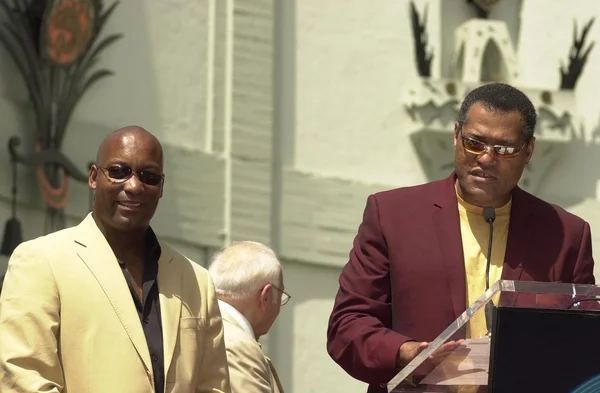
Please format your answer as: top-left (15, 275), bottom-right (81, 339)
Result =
top-left (98, 164), bottom-right (164, 186)
top-left (460, 131), bottom-right (527, 158)
top-left (271, 284), bottom-right (291, 306)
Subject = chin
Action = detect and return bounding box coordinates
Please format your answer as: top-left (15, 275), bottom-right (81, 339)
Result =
top-left (462, 185), bottom-right (495, 205)
top-left (111, 216), bottom-right (145, 232)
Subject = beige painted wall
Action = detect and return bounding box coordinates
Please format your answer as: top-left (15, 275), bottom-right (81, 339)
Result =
top-left (1, 1), bottom-right (600, 392)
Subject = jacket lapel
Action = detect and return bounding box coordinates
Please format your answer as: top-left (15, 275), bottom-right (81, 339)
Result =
top-left (74, 213), bottom-right (153, 373)
top-left (432, 174), bottom-right (466, 319)
top-left (157, 247), bottom-right (182, 375)
top-left (502, 187), bottom-right (534, 281)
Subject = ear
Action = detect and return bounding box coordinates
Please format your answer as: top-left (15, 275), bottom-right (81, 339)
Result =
top-left (89, 165), bottom-right (99, 190)
top-left (159, 177), bottom-right (164, 198)
top-left (524, 137), bottom-right (536, 164)
top-left (453, 122), bottom-right (460, 149)
top-left (259, 284), bottom-right (272, 311)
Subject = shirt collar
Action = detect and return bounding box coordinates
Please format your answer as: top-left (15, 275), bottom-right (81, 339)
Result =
top-left (145, 226), bottom-right (162, 262)
top-left (455, 181), bottom-right (512, 216)
top-left (116, 226), bottom-right (162, 268)
top-left (218, 299), bottom-right (255, 339)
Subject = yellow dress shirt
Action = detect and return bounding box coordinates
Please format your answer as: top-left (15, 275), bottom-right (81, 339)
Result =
top-left (457, 192), bottom-right (511, 339)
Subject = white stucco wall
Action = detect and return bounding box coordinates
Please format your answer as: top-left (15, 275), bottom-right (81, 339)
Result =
top-left (518, 0), bottom-right (600, 205)
top-left (1, 2), bottom-right (600, 393)
top-left (272, 261), bottom-right (368, 393)
top-left (64, 0), bottom-right (211, 150)
top-left (293, 0), bottom-right (437, 187)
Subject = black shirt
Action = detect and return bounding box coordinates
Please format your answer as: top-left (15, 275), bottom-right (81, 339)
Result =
top-left (118, 229), bottom-right (164, 393)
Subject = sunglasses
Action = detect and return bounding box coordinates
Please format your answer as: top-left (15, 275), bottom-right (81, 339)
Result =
top-left (460, 131), bottom-right (527, 158)
top-left (98, 164), bottom-right (164, 186)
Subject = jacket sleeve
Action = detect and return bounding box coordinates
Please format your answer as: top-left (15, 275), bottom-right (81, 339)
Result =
top-left (196, 274), bottom-right (232, 393)
top-left (572, 221), bottom-right (595, 285)
top-left (326, 194), bottom-right (412, 385)
top-left (0, 241), bottom-right (64, 392)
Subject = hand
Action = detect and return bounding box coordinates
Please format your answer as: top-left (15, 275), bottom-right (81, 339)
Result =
top-left (396, 340), bottom-right (464, 375)
top-left (396, 341), bottom-right (429, 369)
top-left (426, 340), bottom-right (464, 367)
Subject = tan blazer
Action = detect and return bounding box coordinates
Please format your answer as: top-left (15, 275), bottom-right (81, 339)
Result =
top-left (220, 308), bottom-right (284, 393)
top-left (0, 213), bottom-right (231, 393)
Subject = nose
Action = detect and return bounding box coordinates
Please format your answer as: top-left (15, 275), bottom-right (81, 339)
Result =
top-left (123, 173), bottom-right (144, 194)
top-left (476, 146), bottom-right (497, 166)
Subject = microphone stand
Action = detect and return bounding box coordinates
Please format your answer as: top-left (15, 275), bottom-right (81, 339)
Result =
top-left (483, 207), bottom-right (496, 339)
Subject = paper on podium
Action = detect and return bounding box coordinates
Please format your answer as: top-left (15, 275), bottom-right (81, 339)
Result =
top-left (420, 339), bottom-right (489, 386)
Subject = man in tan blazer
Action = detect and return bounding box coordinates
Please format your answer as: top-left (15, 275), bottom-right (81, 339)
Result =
top-left (208, 241), bottom-right (288, 393)
top-left (0, 126), bottom-right (231, 393)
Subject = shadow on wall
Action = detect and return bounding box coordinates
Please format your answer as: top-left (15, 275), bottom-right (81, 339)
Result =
top-left (537, 127), bottom-right (600, 208)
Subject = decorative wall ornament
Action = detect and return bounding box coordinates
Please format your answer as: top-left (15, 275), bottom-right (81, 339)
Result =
top-left (409, 1), bottom-right (432, 77)
top-left (466, 0), bottom-right (501, 19)
top-left (0, 0), bottom-right (122, 255)
top-left (452, 19), bottom-right (519, 84)
top-left (404, 3), bottom-right (593, 195)
top-left (560, 18), bottom-right (595, 90)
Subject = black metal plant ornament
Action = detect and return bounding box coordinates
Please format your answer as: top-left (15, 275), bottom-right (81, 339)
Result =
top-left (0, 0), bottom-right (122, 254)
top-left (409, 1), bottom-right (433, 78)
top-left (560, 18), bottom-right (595, 90)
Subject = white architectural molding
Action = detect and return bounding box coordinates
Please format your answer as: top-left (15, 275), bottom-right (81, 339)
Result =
top-left (452, 19), bottom-right (519, 84)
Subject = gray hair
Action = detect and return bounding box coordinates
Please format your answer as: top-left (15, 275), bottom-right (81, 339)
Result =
top-left (208, 241), bottom-right (282, 299)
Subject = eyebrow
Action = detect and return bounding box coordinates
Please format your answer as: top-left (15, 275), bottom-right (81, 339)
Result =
top-left (142, 165), bottom-right (162, 171)
top-left (106, 161), bottom-right (163, 171)
top-left (463, 133), bottom-right (516, 146)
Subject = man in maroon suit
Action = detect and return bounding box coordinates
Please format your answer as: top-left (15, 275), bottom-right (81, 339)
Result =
top-left (326, 83), bottom-right (595, 393)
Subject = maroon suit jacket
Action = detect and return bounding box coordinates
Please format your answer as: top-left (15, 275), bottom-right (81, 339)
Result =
top-left (326, 174), bottom-right (595, 393)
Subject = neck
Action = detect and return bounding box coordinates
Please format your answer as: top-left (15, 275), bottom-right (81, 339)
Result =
top-left (455, 180), bottom-right (511, 208)
top-left (92, 213), bottom-right (148, 262)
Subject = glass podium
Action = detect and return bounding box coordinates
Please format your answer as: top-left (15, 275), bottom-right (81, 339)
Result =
top-left (387, 280), bottom-right (600, 393)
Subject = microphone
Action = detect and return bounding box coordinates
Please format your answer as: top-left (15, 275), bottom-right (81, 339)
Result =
top-left (483, 206), bottom-right (496, 338)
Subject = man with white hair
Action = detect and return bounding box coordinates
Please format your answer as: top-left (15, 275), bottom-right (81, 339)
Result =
top-left (208, 241), bottom-right (289, 393)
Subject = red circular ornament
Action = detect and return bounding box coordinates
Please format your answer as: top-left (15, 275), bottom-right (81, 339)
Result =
top-left (42, 0), bottom-right (96, 66)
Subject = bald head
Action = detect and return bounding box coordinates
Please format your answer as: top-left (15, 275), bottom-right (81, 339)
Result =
top-left (208, 241), bottom-right (283, 299)
top-left (96, 125), bottom-right (163, 166)
top-left (209, 241), bottom-right (286, 338)
top-left (89, 125), bottom-right (165, 235)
